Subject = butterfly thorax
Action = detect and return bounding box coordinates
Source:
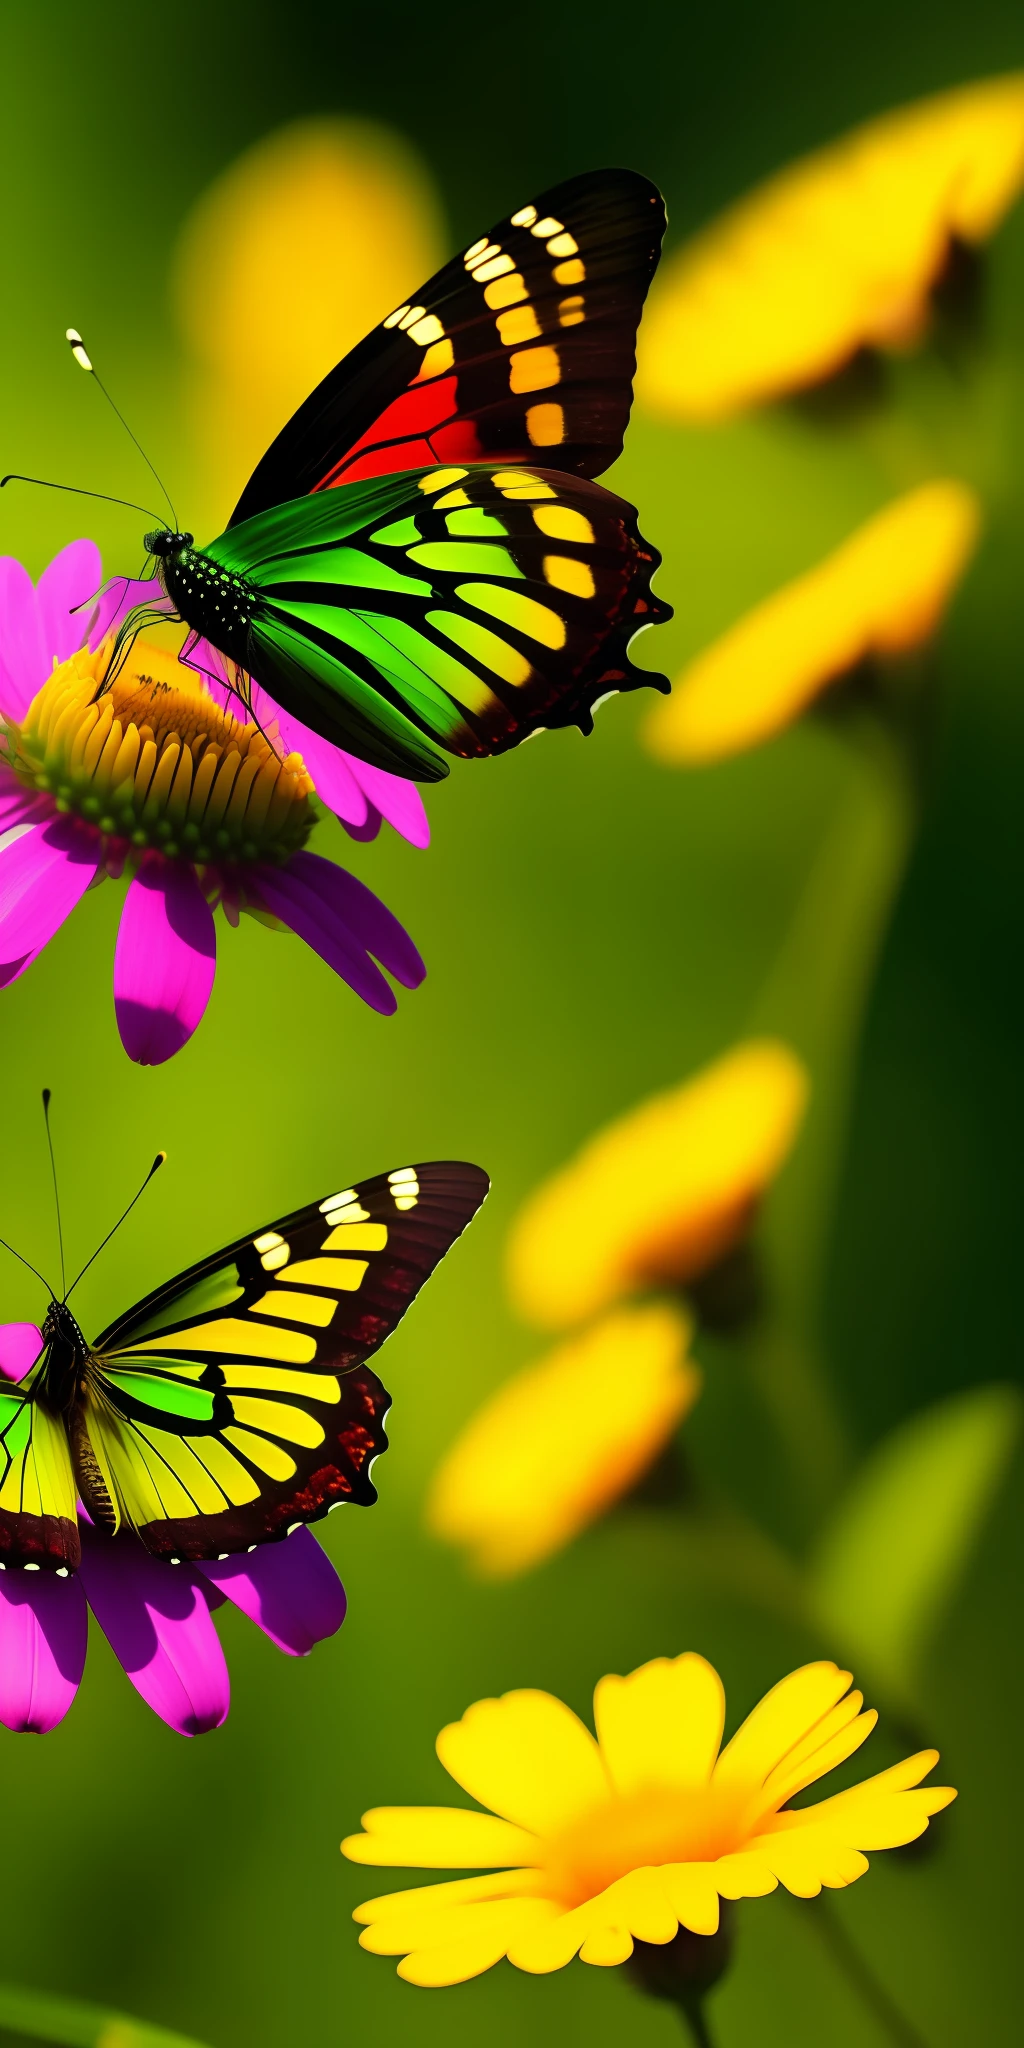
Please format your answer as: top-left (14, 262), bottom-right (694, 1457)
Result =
top-left (146, 531), bottom-right (256, 643)
top-left (39, 1300), bottom-right (90, 1415)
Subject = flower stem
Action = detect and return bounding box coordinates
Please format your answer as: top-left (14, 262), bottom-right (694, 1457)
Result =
top-left (810, 1898), bottom-right (929, 2048)
top-left (676, 1994), bottom-right (716, 2047)
top-left (745, 718), bottom-right (917, 1528)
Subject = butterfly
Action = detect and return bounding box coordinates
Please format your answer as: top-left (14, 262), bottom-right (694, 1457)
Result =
top-left (0, 1160), bottom-right (488, 1572)
top-left (130, 167), bottom-right (672, 781)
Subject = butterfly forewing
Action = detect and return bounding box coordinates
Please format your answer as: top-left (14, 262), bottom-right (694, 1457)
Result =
top-left (208, 463), bottom-right (671, 777)
top-left (76, 1162), bottom-right (488, 1561)
top-left (229, 168), bottom-right (666, 525)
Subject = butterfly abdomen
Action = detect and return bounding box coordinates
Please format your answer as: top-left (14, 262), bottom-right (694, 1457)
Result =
top-left (71, 1402), bottom-right (118, 1532)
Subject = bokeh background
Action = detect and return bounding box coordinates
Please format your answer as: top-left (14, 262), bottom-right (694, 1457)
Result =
top-left (1, 1), bottom-right (1023, 2042)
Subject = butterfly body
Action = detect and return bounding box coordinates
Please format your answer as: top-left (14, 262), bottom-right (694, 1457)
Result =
top-left (121, 170), bottom-right (672, 779)
top-left (0, 1161), bottom-right (488, 1572)
top-left (38, 1298), bottom-right (90, 1415)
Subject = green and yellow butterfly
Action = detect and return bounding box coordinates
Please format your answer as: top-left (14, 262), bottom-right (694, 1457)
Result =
top-left (0, 1161), bottom-right (488, 1572)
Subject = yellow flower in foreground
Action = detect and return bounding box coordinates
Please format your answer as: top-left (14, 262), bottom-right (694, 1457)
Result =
top-left (427, 1304), bottom-right (699, 1577)
top-left (174, 116), bottom-right (444, 527)
top-left (343, 1653), bottom-right (955, 1984)
top-left (645, 481), bottom-right (981, 765)
top-left (507, 1041), bottom-right (808, 1330)
top-left (640, 75), bottom-right (1024, 418)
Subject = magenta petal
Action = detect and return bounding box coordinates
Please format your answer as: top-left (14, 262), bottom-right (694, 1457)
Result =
top-left (0, 763), bottom-right (47, 834)
top-left (197, 1527), bottom-right (347, 1656)
top-left (87, 574), bottom-right (168, 647)
top-left (78, 1527), bottom-right (229, 1736)
top-left (345, 758), bottom-right (431, 849)
top-left (253, 851), bottom-right (425, 1013)
top-left (0, 815), bottom-right (101, 986)
top-left (0, 556), bottom-right (39, 721)
top-left (0, 1568), bottom-right (87, 1732)
top-left (114, 861), bottom-right (216, 1064)
top-left (37, 540), bottom-right (103, 666)
top-left (0, 1323), bottom-right (43, 1383)
top-left (0, 543), bottom-right (103, 722)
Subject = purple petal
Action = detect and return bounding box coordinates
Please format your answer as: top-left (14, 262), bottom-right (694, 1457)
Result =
top-left (0, 814), bottom-right (102, 987)
top-left (114, 861), bottom-right (216, 1064)
top-left (88, 574), bottom-right (169, 647)
top-left (197, 1527), bottom-right (347, 1656)
top-left (0, 1323), bottom-right (43, 1383)
top-left (0, 1568), bottom-right (88, 1732)
top-left (37, 540), bottom-right (103, 666)
top-left (78, 1526), bottom-right (229, 1736)
top-left (253, 851), bottom-right (425, 1013)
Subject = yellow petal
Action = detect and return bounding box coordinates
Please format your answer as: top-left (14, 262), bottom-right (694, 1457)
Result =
top-left (173, 117), bottom-right (444, 529)
top-left (507, 1040), bottom-right (808, 1328)
top-left (578, 1925), bottom-right (636, 1966)
top-left (342, 1804), bottom-right (538, 1868)
top-left (757, 1700), bottom-right (877, 1815)
top-left (767, 1748), bottom-right (957, 1849)
top-left (645, 482), bottom-right (981, 764)
top-left (387, 1898), bottom-right (559, 1986)
top-left (426, 1304), bottom-right (699, 1577)
top-left (661, 1863), bottom-right (722, 1935)
top-left (358, 1891), bottom-right (552, 1953)
top-left (639, 75), bottom-right (1024, 418)
top-left (713, 1662), bottom-right (854, 1793)
top-left (742, 1828), bottom-right (871, 1896)
top-left (437, 1690), bottom-right (611, 1835)
top-left (594, 1652), bottom-right (725, 1795)
top-left (353, 1868), bottom-right (543, 1925)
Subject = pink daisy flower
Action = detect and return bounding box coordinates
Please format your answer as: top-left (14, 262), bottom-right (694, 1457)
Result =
top-left (0, 540), bottom-right (428, 1064)
top-left (0, 1318), bottom-right (347, 1735)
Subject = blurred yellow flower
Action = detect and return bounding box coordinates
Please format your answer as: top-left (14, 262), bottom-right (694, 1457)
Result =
top-left (173, 116), bottom-right (444, 526)
top-left (427, 1304), bottom-right (699, 1577)
top-left (640, 75), bottom-right (1024, 418)
top-left (507, 1040), bottom-right (808, 1331)
top-left (645, 481), bottom-right (981, 765)
top-left (343, 1652), bottom-right (955, 1985)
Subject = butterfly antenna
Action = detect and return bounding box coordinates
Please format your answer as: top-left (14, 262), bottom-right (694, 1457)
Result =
top-left (0, 1234), bottom-right (54, 1296)
top-left (65, 328), bottom-right (179, 529)
top-left (41, 1089), bottom-right (65, 1298)
top-left (64, 1151), bottom-right (166, 1303)
top-left (0, 474), bottom-right (168, 525)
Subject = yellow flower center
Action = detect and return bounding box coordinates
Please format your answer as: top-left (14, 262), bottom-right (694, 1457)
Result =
top-left (4, 639), bottom-right (315, 867)
top-left (543, 1785), bottom-right (750, 1908)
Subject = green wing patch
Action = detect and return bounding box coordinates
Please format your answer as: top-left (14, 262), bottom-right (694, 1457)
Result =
top-left (204, 464), bottom-right (670, 779)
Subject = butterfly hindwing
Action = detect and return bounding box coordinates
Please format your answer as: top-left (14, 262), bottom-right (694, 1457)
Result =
top-left (229, 168), bottom-right (667, 526)
top-left (0, 1360), bottom-right (80, 1569)
top-left (206, 463), bottom-right (671, 778)
top-left (76, 1162), bottom-right (488, 1561)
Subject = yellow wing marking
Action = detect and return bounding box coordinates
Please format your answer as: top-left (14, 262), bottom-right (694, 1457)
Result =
top-left (137, 1320), bottom-right (317, 1363)
top-left (250, 1289), bottom-right (338, 1326)
top-left (223, 1427), bottom-right (297, 1480)
top-left (279, 1256), bottom-right (368, 1290)
top-left (219, 1366), bottom-right (341, 1400)
top-left (230, 1398), bottom-right (325, 1447)
top-left (527, 402), bottom-right (566, 447)
top-left (321, 1221), bottom-right (388, 1252)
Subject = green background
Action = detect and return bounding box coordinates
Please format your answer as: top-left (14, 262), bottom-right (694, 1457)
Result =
top-left (1, 1), bottom-right (1022, 2041)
